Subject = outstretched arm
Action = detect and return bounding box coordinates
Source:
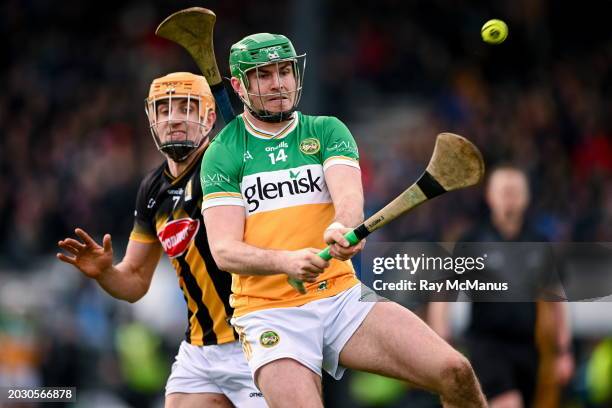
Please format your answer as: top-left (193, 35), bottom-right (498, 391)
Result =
top-left (57, 228), bottom-right (162, 302)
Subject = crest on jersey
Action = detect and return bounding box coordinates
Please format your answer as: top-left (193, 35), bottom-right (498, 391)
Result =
top-left (259, 330), bottom-right (280, 348)
top-left (157, 218), bottom-right (200, 258)
top-left (299, 138), bottom-right (320, 155)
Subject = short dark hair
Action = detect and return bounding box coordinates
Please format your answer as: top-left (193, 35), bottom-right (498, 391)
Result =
top-left (486, 163), bottom-right (529, 188)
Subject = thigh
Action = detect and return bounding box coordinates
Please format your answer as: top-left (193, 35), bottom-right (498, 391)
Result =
top-left (257, 358), bottom-right (323, 408)
top-left (320, 283), bottom-right (376, 379)
top-left (338, 301), bottom-right (462, 391)
top-left (232, 307), bottom-right (323, 383)
top-left (165, 392), bottom-right (234, 408)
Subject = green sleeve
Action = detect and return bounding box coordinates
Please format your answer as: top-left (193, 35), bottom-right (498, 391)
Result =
top-left (200, 139), bottom-right (244, 209)
top-left (318, 116), bottom-right (360, 169)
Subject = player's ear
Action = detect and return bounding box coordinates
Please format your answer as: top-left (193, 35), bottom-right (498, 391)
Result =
top-left (204, 109), bottom-right (217, 133)
top-left (230, 77), bottom-right (243, 96)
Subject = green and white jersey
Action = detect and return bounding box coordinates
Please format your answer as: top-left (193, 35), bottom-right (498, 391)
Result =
top-left (201, 112), bottom-right (361, 316)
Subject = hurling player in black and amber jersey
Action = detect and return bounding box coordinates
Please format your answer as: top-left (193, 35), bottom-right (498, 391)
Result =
top-left (58, 72), bottom-right (266, 408)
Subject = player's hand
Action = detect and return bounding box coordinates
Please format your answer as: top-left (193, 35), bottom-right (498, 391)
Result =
top-left (284, 248), bottom-right (329, 283)
top-left (323, 223), bottom-right (366, 261)
top-left (57, 228), bottom-right (113, 280)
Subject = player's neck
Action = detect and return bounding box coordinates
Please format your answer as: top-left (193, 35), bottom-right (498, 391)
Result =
top-left (167, 142), bottom-right (207, 178)
top-left (243, 109), bottom-right (294, 134)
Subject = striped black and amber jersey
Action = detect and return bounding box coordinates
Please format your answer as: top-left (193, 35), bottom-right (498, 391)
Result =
top-left (129, 151), bottom-right (236, 346)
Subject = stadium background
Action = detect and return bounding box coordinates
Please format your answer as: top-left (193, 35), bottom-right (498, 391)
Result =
top-left (0, 0), bottom-right (611, 406)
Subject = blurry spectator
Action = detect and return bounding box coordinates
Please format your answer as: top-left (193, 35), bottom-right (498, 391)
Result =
top-left (429, 166), bottom-right (574, 407)
top-left (0, 311), bottom-right (40, 388)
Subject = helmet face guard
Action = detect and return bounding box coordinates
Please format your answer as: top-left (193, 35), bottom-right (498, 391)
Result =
top-left (238, 56), bottom-right (306, 122)
top-left (229, 33), bottom-right (306, 123)
top-left (145, 94), bottom-right (210, 162)
top-left (144, 73), bottom-right (215, 162)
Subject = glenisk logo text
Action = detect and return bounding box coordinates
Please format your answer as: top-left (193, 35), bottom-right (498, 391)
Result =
top-left (157, 218), bottom-right (200, 258)
top-left (244, 169), bottom-right (322, 212)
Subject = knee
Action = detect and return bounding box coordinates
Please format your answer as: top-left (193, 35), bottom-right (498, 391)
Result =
top-left (439, 352), bottom-right (476, 392)
top-left (435, 352), bottom-right (487, 406)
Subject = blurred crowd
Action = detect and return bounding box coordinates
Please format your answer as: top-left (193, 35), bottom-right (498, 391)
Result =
top-left (1, 0), bottom-right (611, 407)
top-left (321, 0), bottom-right (612, 244)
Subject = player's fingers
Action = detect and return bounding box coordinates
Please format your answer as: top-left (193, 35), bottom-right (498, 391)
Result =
top-left (58, 241), bottom-right (81, 255)
top-left (310, 256), bottom-right (329, 270)
top-left (330, 252), bottom-right (350, 261)
top-left (56, 253), bottom-right (77, 265)
top-left (62, 238), bottom-right (86, 250)
top-left (332, 241), bottom-right (365, 260)
top-left (333, 243), bottom-right (356, 256)
top-left (303, 263), bottom-right (325, 275)
top-left (346, 240), bottom-right (366, 253)
top-left (331, 255), bottom-right (349, 261)
top-left (328, 230), bottom-right (349, 247)
top-left (306, 247), bottom-right (330, 261)
top-left (329, 244), bottom-right (346, 259)
top-left (305, 268), bottom-right (322, 281)
top-left (75, 228), bottom-right (98, 247)
top-left (301, 273), bottom-right (317, 283)
top-left (103, 234), bottom-right (112, 253)
top-left (342, 239), bottom-right (364, 251)
top-left (302, 265), bottom-right (321, 275)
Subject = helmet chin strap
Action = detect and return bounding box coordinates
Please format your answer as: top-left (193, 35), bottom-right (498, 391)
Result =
top-left (159, 124), bottom-right (210, 163)
top-left (244, 103), bottom-right (295, 123)
top-left (161, 142), bottom-right (197, 162)
top-left (239, 80), bottom-right (296, 123)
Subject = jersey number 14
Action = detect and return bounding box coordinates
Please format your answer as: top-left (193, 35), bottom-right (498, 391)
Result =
top-left (268, 149), bottom-right (287, 164)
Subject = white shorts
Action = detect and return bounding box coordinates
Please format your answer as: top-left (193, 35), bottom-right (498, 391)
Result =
top-left (165, 340), bottom-right (267, 407)
top-left (232, 283), bottom-right (377, 384)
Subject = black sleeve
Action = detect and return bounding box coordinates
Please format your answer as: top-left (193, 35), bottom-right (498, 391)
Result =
top-left (129, 173), bottom-right (158, 243)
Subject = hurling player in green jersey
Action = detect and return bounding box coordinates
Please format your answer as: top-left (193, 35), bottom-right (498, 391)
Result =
top-left (201, 33), bottom-right (487, 408)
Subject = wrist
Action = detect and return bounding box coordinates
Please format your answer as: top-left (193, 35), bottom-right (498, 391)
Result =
top-left (274, 250), bottom-right (293, 275)
top-left (96, 264), bottom-right (115, 282)
top-left (326, 221), bottom-right (346, 231)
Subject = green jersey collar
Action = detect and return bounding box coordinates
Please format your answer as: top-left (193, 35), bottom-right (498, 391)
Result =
top-left (243, 112), bottom-right (298, 140)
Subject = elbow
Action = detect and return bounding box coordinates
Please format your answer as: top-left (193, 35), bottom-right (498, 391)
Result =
top-left (124, 280), bottom-right (151, 303)
top-left (124, 290), bottom-right (147, 304)
top-left (210, 242), bottom-right (233, 271)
